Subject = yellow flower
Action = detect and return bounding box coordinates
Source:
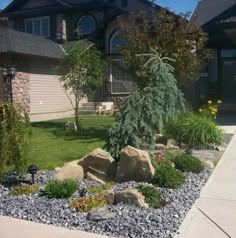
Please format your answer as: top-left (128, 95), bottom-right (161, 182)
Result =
top-left (208, 100), bottom-right (212, 104)
top-left (199, 108), bottom-right (203, 112)
top-left (217, 100), bottom-right (222, 104)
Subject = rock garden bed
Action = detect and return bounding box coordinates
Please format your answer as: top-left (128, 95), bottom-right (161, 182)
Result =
top-left (0, 134), bottom-right (233, 238)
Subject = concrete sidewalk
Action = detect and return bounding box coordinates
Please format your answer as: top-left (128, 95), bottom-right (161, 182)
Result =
top-left (0, 215), bottom-right (109, 238)
top-left (175, 127), bottom-right (236, 238)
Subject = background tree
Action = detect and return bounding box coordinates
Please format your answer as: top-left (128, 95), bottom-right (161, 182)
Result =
top-left (117, 9), bottom-right (211, 89)
top-left (57, 42), bottom-right (105, 130)
top-left (104, 49), bottom-right (185, 160)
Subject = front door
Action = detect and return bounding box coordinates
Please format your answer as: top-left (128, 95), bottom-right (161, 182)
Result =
top-left (220, 58), bottom-right (236, 103)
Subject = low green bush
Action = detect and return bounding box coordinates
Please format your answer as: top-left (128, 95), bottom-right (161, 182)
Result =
top-left (152, 164), bottom-right (185, 189)
top-left (11, 184), bottom-right (39, 196)
top-left (171, 153), bottom-right (204, 174)
top-left (88, 182), bottom-right (116, 194)
top-left (165, 113), bottom-right (224, 149)
top-left (71, 194), bottom-right (108, 212)
top-left (44, 179), bottom-right (78, 199)
top-left (137, 185), bottom-right (166, 208)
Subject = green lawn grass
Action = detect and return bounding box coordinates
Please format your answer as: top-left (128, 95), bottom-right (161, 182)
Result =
top-left (29, 116), bottom-right (115, 170)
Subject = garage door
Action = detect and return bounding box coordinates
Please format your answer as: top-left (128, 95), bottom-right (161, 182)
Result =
top-left (30, 74), bottom-right (75, 115)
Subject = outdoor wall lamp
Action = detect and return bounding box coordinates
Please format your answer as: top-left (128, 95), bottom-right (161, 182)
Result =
top-left (27, 164), bottom-right (39, 184)
top-left (0, 66), bottom-right (17, 102)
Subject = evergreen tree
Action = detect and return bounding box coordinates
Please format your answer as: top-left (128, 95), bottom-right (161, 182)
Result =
top-left (104, 49), bottom-right (185, 160)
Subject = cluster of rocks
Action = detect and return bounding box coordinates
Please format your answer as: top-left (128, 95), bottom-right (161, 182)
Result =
top-left (55, 146), bottom-right (156, 185)
top-left (0, 138), bottom-right (230, 237)
top-left (0, 168), bottom-right (212, 238)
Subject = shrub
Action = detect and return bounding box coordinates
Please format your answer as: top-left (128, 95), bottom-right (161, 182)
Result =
top-left (104, 50), bottom-right (185, 160)
top-left (152, 164), bottom-right (185, 189)
top-left (44, 179), bottom-right (78, 199)
top-left (11, 184), bottom-right (39, 196)
top-left (171, 153), bottom-right (204, 174)
top-left (71, 194), bottom-right (108, 212)
top-left (0, 102), bottom-right (31, 178)
top-left (88, 182), bottom-right (116, 194)
top-left (165, 113), bottom-right (224, 149)
top-left (137, 185), bottom-right (166, 208)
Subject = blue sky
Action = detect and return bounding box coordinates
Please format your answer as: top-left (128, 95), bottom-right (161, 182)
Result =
top-left (0, 0), bottom-right (199, 13)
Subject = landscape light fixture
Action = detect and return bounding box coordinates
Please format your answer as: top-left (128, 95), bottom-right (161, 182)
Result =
top-left (27, 165), bottom-right (39, 184)
top-left (0, 66), bottom-right (17, 102)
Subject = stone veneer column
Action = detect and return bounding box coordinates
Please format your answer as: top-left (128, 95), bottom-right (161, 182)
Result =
top-left (12, 72), bottom-right (30, 113)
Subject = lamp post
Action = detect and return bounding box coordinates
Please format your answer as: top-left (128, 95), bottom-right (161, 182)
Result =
top-left (0, 67), bottom-right (17, 102)
top-left (27, 164), bottom-right (39, 184)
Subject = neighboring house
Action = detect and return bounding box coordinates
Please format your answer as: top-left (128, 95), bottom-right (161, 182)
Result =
top-left (192, 0), bottom-right (236, 108)
top-left (0, 0), bottom-right (161, 109)
top-left (0, 22), bottom-right (77, 121)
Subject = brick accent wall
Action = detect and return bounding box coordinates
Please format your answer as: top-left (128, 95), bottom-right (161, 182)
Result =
top-left (12, 72), bottom-right (30, 112)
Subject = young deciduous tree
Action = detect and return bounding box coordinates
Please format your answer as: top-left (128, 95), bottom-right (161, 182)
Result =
top-left (104, 49), bottom-right (185, 160)
top-left (57, 42), bottom-right (105, 130)
top-left (117, 9), bottom-right (211, 89)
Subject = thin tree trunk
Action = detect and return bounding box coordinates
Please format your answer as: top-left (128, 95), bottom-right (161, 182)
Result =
top-left (75, 94), bottom-right (79, 132)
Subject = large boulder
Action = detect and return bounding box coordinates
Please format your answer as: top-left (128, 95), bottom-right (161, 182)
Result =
top-left (115, 146), bottom-right (155, 182)
top-left (115, 189), bottom-right (149, 208)
top-left (55, 160), bottom-right (84, 181)
top-left (78, 148), bottom-right (117, 183)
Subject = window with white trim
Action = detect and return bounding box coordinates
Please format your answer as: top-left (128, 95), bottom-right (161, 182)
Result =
top-left (77, 15), bottom-right (96, 35)
top-left (25, 16), bottom-right (50, 37)
top-left (110, 59), bottom-right (136, 94)
top-left (110, 31), bottom-right (127, 54)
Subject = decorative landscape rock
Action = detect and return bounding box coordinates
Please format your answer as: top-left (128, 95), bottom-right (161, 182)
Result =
top-left (87, 206), bottom-right (115, 221)
top-left (115, 188), bottom-right (149, 208)
top-left (115, 146), bottom-right (155, 182)
top-left (101, 190), bottom-right (115, 205)
top-left (55, 161), bottom-right (84, 181)
top-left (155, 143), bottom-right (167, 150)
top-left (78, 148), bottom-right (117, 183)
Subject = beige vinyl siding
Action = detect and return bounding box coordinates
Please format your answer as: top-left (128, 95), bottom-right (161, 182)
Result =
top-left (30, 74), bottom-right (75, 114)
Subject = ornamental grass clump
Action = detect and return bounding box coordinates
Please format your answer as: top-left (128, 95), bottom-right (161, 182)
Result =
top-left (104, 49), bottom-right (185, 160)
top-left (44, 179), bottom-right (78, 199)
top-left (71, 194), bottom-right (109, 212)
top-left (152, 164), bottom-right (185, 189)
top-left (137, 185), bottom-right (166, 208)
top-left (171, 153), bottom-right (204, 174)
top-left (11, 184), bottom-right (39, 196)
top-left (0, 102), bottom-right (31, 178)
top-left (165, 113), bottom-right (224, 149)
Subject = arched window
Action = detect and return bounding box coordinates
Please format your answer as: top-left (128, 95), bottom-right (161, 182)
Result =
top-left (77, 15), bottom-right (96, 35)
top-left (110, 31), bottom-right (127, 54)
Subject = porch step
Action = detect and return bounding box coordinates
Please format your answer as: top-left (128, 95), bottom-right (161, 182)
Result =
top-left (79, 102), bottom-right (96, 115)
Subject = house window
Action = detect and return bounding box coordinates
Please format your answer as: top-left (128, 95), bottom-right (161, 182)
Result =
top-left (25, 16), bottom-right (50, 37)
top-left (110, 31), bottom-right (127, 54)
top-left (110, 60), bottom-right (136, 94)
top-left (77, 15), bottom-right (96, 35)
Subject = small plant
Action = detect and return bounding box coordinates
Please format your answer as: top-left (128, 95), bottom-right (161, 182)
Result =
top-left (88, 182), bottom-right (116, 194)
top-left (137, 185), bottom-right (166, 208)
top-left (44, 179), bottom-right (78, 199)
top-left (171, 153), bottom-right (204, 174)
top-left (71, 194), bottom-right (108, 212)
top-left (165, 113), bottom-right (224, 149)
top-left (198, 99), bottom-right (222, 119)
top-left (11, 184), bottom-right (39, 196)
top-left (152, 164), bottom-right (185, 189)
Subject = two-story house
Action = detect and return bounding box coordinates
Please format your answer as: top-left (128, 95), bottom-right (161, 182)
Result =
top-left (192, 0), bottom-right (236, 110)
top-left (0, 0), bottom-right (160, 120)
